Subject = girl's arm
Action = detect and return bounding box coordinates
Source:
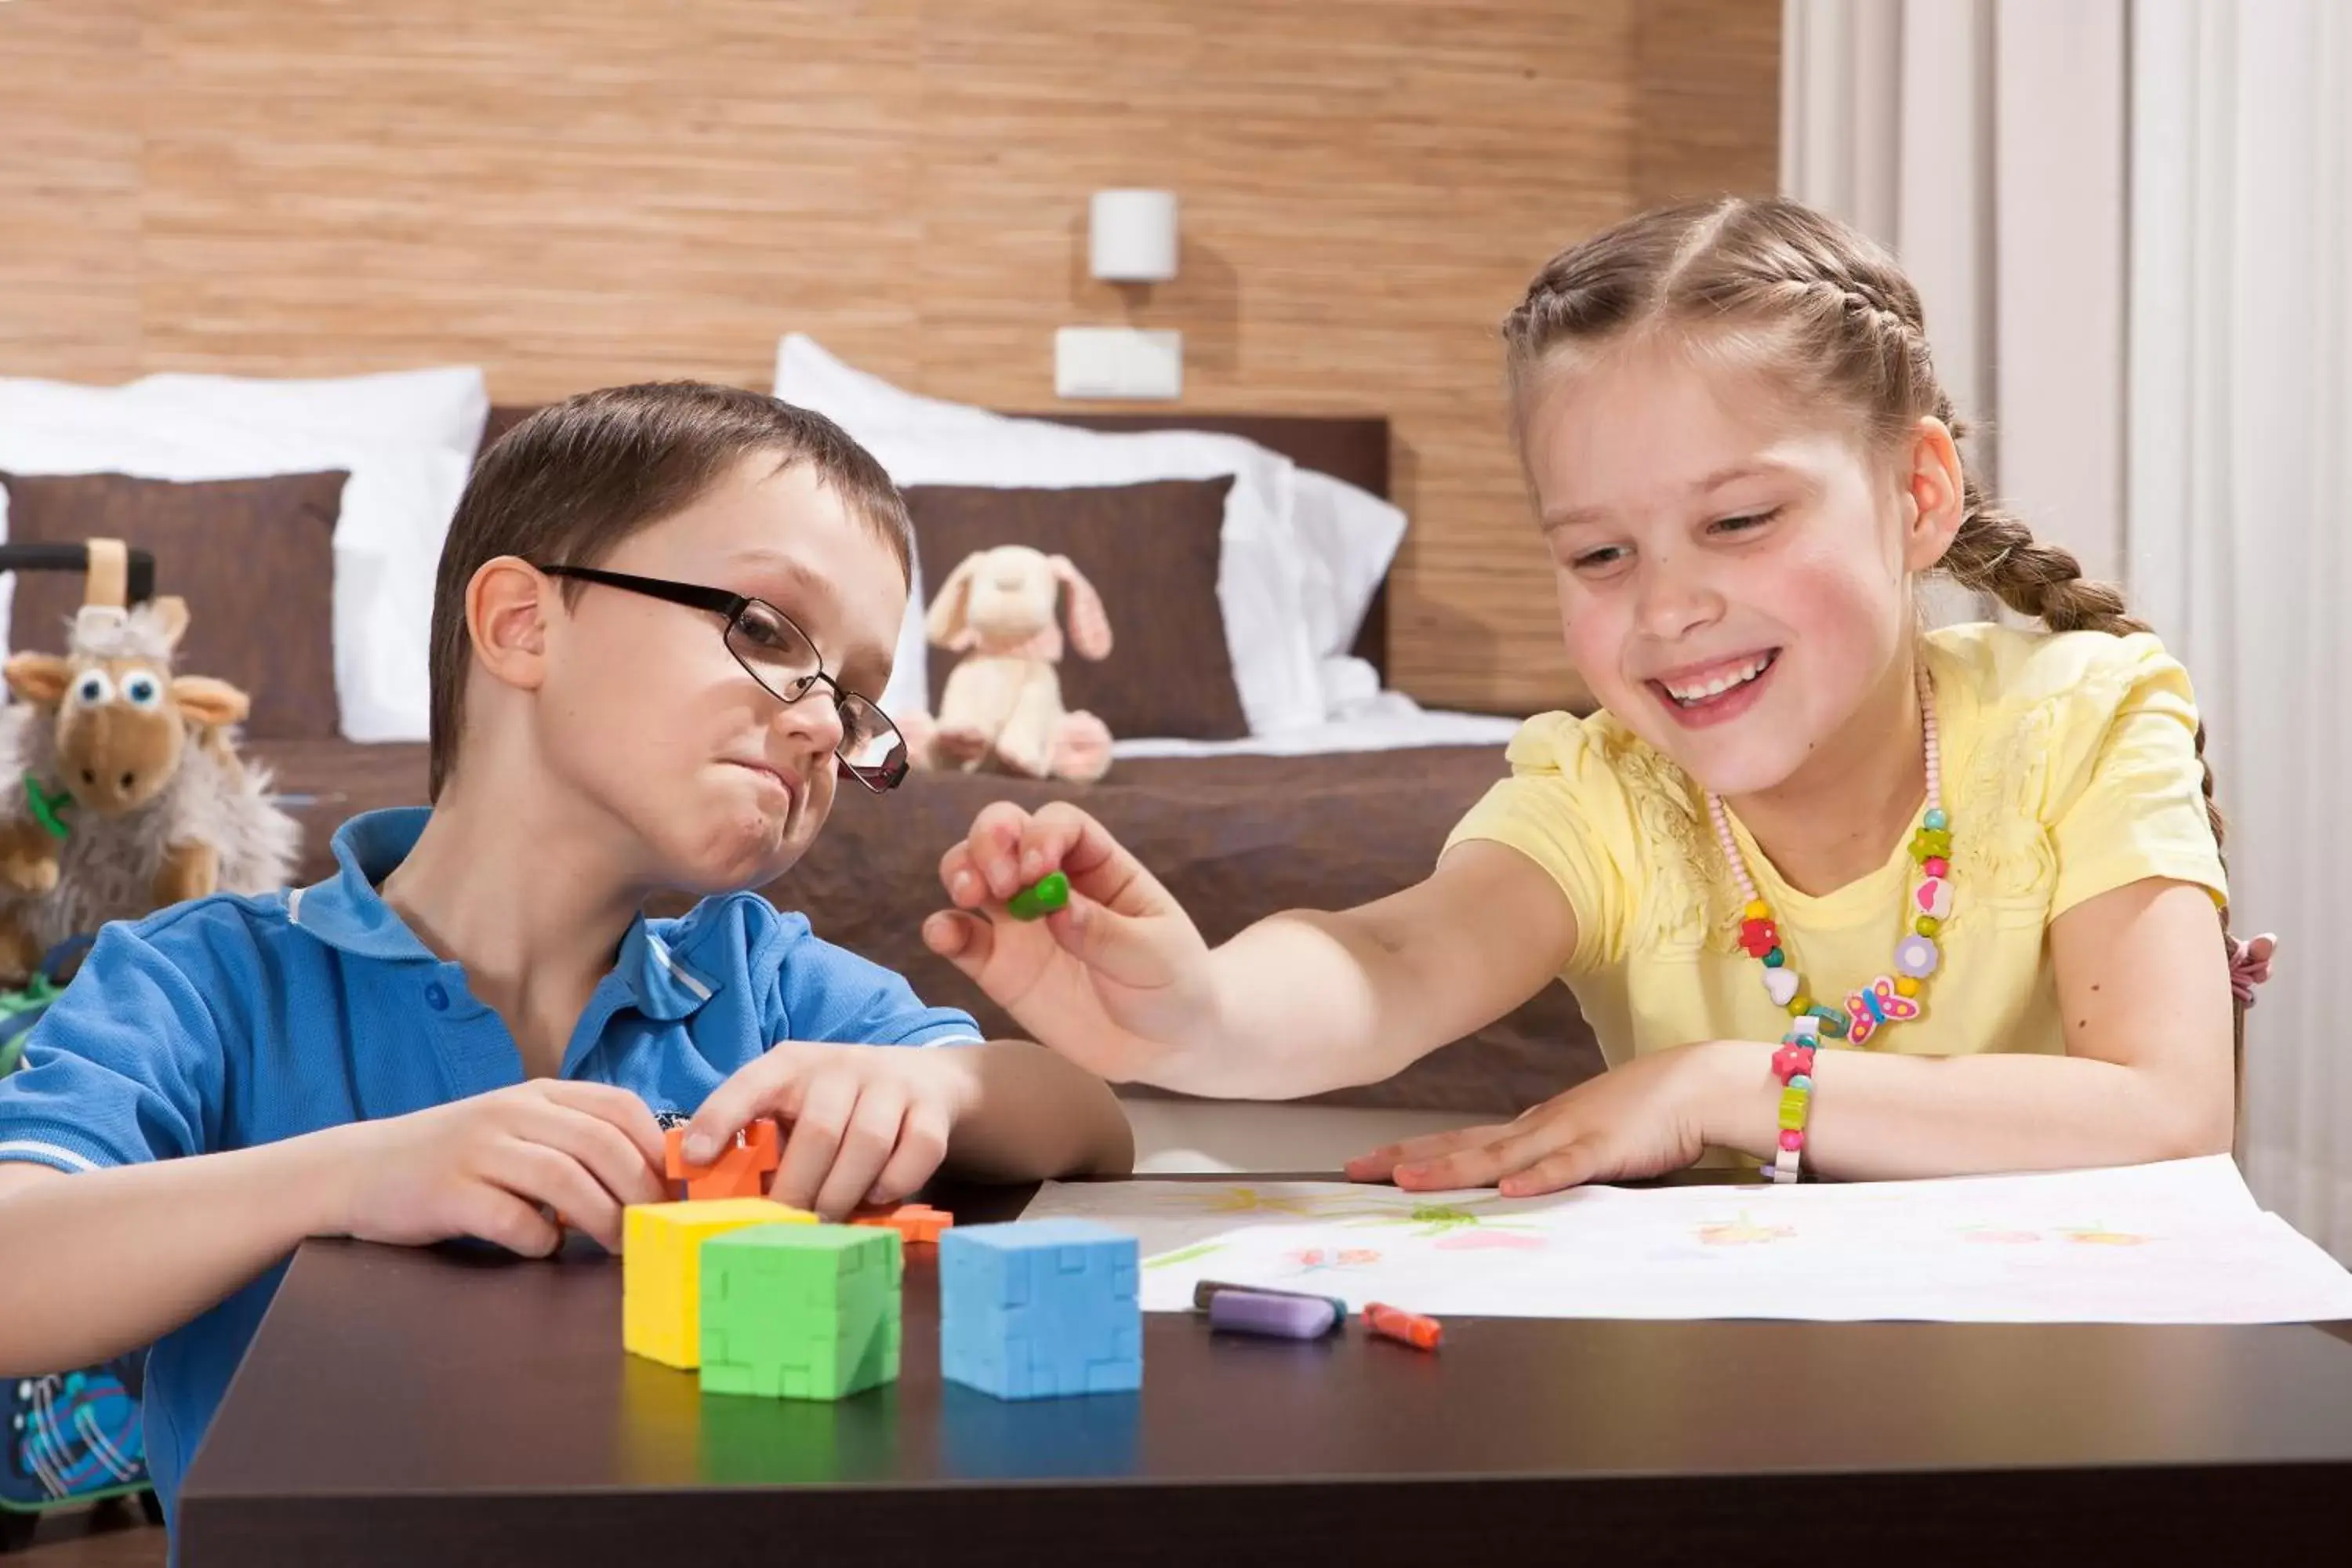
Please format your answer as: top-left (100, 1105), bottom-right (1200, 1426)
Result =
top-left (1707, 876), bottom-right (2237, 1176)
top-left (927, 804), bottom-right (1580, 1103)
top-left (1362, 876), bottom-right (2236, 1194)
top-left (1178, 842), bottom-right (1582, 1099)
top-left (932, 1039), bottom-right (1137, 1181)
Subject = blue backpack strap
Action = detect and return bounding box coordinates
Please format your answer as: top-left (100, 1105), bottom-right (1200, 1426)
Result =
top-left (38, 935), bottom-right (94, 987)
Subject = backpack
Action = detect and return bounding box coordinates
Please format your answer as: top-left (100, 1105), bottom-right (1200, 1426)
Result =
top-left (0, 937), bottom-right (160, 1550)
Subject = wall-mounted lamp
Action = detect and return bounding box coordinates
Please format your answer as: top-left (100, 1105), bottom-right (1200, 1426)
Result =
top-left (1088, 189), bottom-right (1179, 282)
top-left (1060, 189), bottom-right (1183, 399)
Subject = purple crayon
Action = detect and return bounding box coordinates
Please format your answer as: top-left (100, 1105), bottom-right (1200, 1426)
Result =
top-left (1207, 1287), bottom-right (1342, 1340)
top-left (1192, 1279), bottom-right (1350, 1319)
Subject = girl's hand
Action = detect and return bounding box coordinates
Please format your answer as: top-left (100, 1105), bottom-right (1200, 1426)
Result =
top-left (923, 801), bottom-right (1217, 1083)
top-left (681, 1041), bottom-right (982, 1220)
top-left (1344, 1042), bottom-right (1742, 1196)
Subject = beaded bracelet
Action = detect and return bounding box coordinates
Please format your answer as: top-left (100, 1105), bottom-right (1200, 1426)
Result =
top-left (1767, 1017), bottom-right (1822, 1183)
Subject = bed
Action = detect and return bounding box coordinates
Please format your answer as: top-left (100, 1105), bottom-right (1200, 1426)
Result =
top-left (1, 379), bottom-right (1606, 1168)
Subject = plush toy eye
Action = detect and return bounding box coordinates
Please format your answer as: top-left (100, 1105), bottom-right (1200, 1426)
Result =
top-left (73, 671), bottom-right (112, 706)
top-left (122, 673), bottom-right (163, 710)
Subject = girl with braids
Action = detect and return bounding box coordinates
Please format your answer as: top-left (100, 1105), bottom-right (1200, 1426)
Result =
top-left (923, 195), bottom-right (2275, 1192)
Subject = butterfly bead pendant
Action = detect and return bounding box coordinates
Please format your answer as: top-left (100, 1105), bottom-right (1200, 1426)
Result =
top-left (1844, 975), bottom-right (1922, 1046)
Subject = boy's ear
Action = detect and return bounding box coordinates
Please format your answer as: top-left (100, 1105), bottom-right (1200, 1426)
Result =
top-left (467, 557), bottom-right (555, 694)
top-left (4, 653), bottom-right (71, 708)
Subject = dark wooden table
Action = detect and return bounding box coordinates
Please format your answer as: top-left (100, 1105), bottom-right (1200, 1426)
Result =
top-left (178, 1172), bottom-right (2352, 1567)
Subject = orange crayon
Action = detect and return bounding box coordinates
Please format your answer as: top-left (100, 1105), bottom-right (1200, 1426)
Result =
top-left (1364, 1301), bottom-right (1443, 1351)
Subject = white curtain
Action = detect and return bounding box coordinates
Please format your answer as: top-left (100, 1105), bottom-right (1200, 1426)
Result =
top-left (2128, 0), bottom-right (2351, 1261)
top-left (1780, 0), bottom-right (2128, 586)
top-left (1784, 0), bottom-right (2352, 1260)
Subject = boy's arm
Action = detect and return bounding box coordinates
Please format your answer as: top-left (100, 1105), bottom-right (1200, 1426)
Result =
top-left (0, 921), bottom-right (670, 1376)
top-left (0, 1138), bottom-right (346, 1377)
top-left (0, 919), bottom-right (275, 1374)
top-left (0, 922), bottom-right (366, 1375)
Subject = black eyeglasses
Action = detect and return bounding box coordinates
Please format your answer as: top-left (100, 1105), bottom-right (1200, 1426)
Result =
top-left (535, 564), bottom-right (909, 792)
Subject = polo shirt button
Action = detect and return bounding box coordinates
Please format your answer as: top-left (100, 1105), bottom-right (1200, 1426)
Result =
top-left (425, 982), bottom-right (449, 1011)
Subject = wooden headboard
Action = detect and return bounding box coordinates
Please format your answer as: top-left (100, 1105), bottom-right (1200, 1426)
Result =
top-left (481, 405), bottom-right (1395, 678)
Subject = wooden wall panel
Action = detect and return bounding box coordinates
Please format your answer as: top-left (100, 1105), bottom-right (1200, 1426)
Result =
top-left (0, 0), bottom-right (143, 383)
top-left (0, 0), bottom-right (1780, 713)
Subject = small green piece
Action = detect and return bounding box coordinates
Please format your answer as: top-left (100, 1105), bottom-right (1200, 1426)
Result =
top-left (21, 773), bottom-right (71, 841)
top-left (699, 1223), bottom-right (902, 1401)
top-left (1006, 870), bottom-right (1070, 921)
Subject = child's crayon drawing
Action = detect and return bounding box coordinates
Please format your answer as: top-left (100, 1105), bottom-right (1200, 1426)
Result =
top-left (1696, 1211), bottom-right (1796, 1246)
top-left (1019, 1159), bottom-right (2352, 1324)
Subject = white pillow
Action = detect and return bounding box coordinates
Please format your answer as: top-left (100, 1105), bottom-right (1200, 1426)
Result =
top-left (1284, 470), bottom-right (1406, 670)
top-left (0, 372), bottom-right (481, 742)
top-left (774, 339), bottom-right (1325, 735)
top-left (775, 335), bottom-right (1407, 670)
top-left (114, 366), bottom-right (489, 463)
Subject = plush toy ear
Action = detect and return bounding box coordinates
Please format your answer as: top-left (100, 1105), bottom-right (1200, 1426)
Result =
top-left (1050, 556), bottom-right (1112, 661)
top-left (924, 551), bottom-right (986, 652)
top-left (4, 653), bottom-right (71, 708)
top-left (147, 596), bottom-right (191, 652)
top-left (171, 675), bottom-right (250, 729)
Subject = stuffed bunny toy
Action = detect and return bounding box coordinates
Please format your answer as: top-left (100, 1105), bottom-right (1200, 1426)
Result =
top-left (902, 544), bottom-right (1115, 782)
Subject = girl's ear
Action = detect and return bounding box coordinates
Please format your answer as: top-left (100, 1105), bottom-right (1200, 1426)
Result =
top-left (1903, 415), bottom-right (1969, 572)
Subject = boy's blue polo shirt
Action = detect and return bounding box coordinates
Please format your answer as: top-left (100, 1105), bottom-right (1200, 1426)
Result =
top-left (0, 806), bottom-right (982, 1528)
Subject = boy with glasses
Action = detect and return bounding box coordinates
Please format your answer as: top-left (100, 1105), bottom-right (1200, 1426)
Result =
top-left (0, 383), bottom-right (1132, 1531)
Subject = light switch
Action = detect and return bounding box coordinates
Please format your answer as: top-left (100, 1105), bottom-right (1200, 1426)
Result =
top-left (1054, 327), bottom-right (1183, 401)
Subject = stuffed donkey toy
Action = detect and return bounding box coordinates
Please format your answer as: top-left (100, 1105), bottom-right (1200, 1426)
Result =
top-left (903, 544), bottom-right (1116, 781)
top-left (0, 597), bottom-right (300, 984)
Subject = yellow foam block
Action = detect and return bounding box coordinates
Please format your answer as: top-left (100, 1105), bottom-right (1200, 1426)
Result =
top-left (622, 1198), bottom-right (816, 1368)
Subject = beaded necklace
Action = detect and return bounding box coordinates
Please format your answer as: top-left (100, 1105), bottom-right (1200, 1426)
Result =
top-left (1704, 666), bottom-right (1948, 1047)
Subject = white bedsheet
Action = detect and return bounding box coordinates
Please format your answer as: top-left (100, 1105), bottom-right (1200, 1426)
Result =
top-left (1111, 691), bottom-right (1525, 759)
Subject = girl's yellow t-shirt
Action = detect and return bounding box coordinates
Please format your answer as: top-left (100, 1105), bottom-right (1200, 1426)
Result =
top-left (1446, 624), bottom-right (2228, 1074)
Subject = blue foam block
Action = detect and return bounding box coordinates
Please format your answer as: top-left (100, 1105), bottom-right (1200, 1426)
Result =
top-left (938, 1218), bottom-right (1143, 1400)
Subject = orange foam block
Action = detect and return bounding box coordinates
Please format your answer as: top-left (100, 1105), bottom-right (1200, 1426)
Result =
top-left (665, 1120), bottom-right (782, 1201)
top-left (851, 1202), bottom-right (954, 1244)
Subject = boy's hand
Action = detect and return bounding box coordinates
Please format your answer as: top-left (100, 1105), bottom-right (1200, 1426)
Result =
top-left (682, 1042), bottom-right (978, 1220)
top-left (325, 1080), bottom-right (670, 1257)
top-left (924, 801), bottom-right (1216, 1082)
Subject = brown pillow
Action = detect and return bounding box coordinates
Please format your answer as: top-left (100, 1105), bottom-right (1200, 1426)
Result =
top-left (1, 470), bottom-right (347, 739)
top-left (905, 477), bottom-right (1248, 741)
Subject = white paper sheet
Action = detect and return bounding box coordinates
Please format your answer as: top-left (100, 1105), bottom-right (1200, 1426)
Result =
top-left (1021, 1157), bottom-right (2352, 1324)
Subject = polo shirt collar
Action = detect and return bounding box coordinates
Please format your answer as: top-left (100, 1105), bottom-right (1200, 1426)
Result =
top-left (289, 807), bottom-right (718, 1020)
top-left (285, 808), bottom-right (441, 964)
